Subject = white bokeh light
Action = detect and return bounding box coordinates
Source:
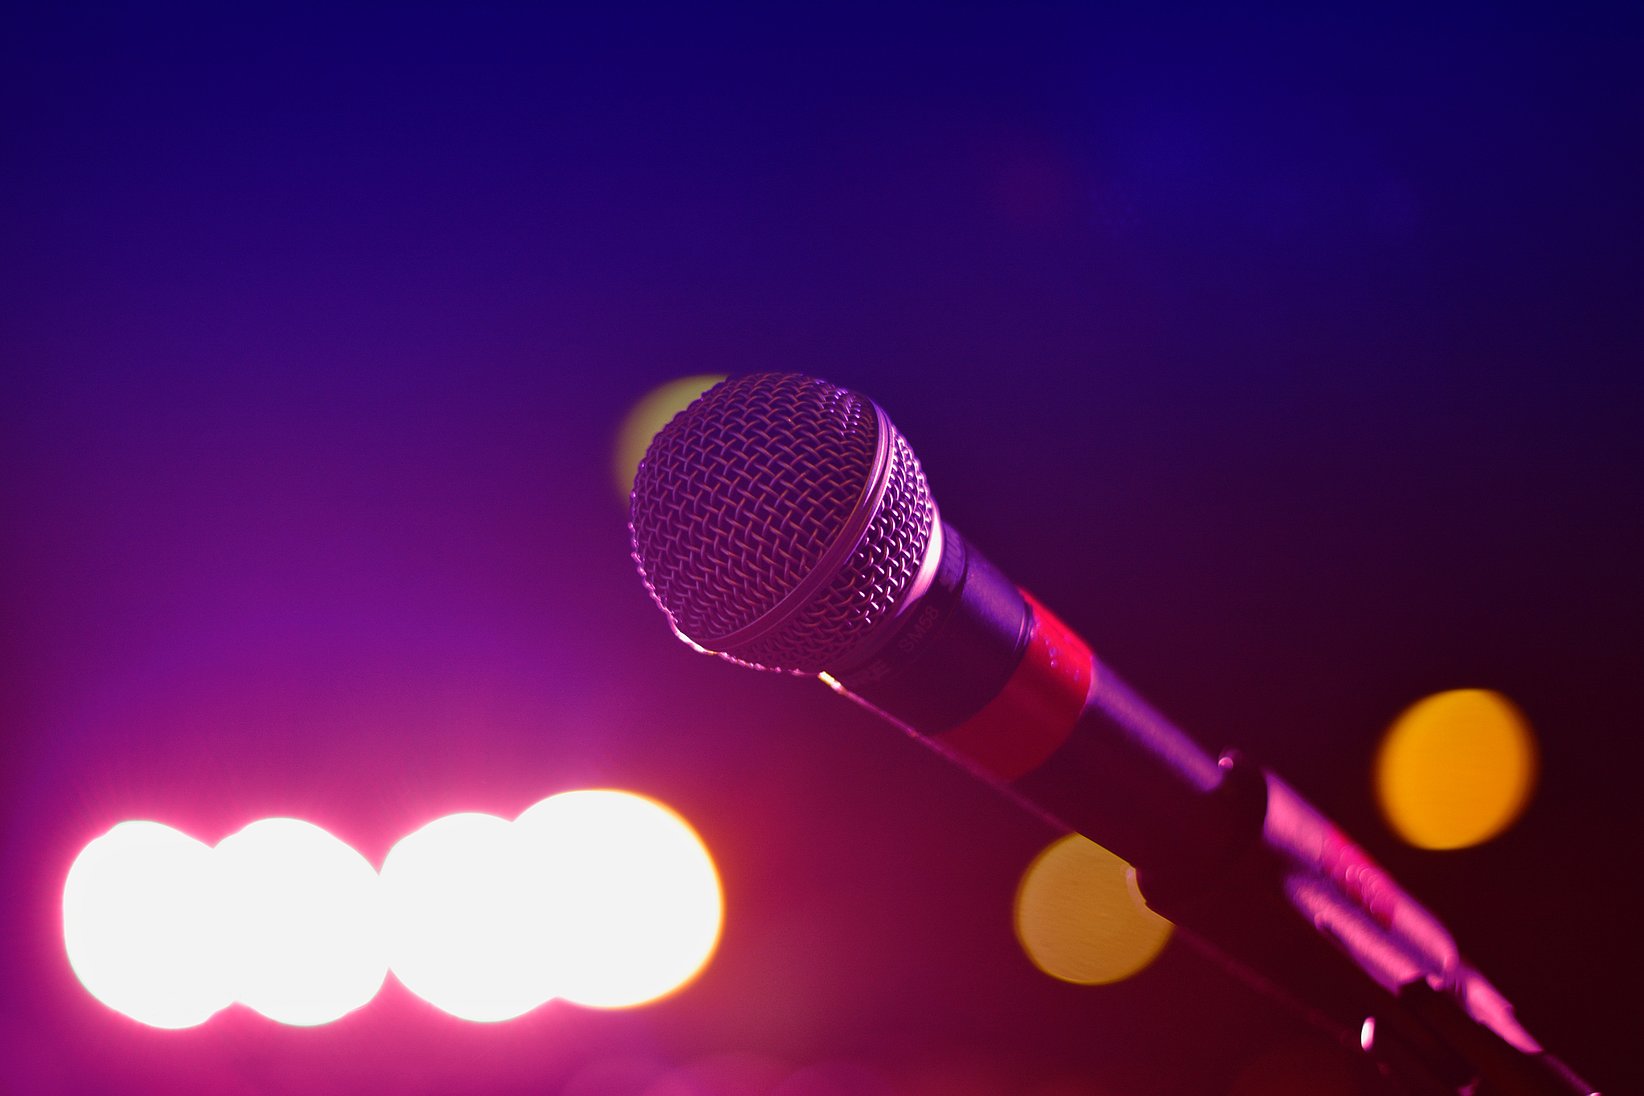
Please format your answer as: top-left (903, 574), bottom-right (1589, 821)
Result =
top-left (62, 821), bottom-right (232, 1029)
top-left (517, 790), bottom-right (722, 1008)
top-left (378, 812), bottom-right (554, 1022)
top-left (215, 818), bottom-right (386, 1025)
top-left (65, 790), bottom-right (723, 1027)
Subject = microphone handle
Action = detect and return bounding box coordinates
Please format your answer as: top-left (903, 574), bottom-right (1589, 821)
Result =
top-left (827, 525), bottom-right (1595, 1095)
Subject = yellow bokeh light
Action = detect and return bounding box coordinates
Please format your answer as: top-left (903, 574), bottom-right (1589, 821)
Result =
top-left (613, 374), bottom-right (727, 500)
top-left (1013, 834), bottom-right (1171, 986)
top-left (1375, 688), bottom-right (1538, 850)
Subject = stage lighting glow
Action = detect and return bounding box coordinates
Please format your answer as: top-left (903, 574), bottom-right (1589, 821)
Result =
top-left (1013, 834), bottom-right (1171, 986)
top-left (214, 818), bottom-right (386, 1025)
top-left (379, 812), bottom-right (553, 1022)
top-left (62, 821), bottom-right (232, 1029)
top-left (613, 374), bottom-right (727, 499)
top-left (516, 789), bottom-right (722, 1008)
top-left (1375, 688), bottom-right (1538, 850)
top-left (65, 790), bottom-right (721, 1027)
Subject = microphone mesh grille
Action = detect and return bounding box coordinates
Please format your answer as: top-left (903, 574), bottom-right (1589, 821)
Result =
top-left (629, 373), bottom-right (935, 673)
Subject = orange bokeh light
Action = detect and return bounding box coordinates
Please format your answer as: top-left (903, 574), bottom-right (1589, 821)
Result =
top-left (1375, 689), bottom-right (1538, 850)
top-left (1013, 833), bottom-right (1171, 986)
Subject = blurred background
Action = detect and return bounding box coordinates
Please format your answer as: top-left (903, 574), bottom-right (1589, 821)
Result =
top-left (3, 5), bottom-right (1640, 1094)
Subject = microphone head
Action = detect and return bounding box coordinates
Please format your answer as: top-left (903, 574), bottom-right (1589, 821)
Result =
top-left (629, 373), bottom-right (937, 674)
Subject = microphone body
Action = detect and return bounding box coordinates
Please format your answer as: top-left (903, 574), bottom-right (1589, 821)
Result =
top-left (628, 373), bottom-right (1595, 1095)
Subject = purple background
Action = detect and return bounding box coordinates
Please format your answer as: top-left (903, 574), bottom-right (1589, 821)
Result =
top-left (4, 7), bottom-right (1640, 1094)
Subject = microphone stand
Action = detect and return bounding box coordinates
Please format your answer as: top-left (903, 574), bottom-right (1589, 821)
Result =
top-left (828, 533), bottom-right (1601, 1095)
top-left (820, 526), bottom-right (1601, 1094)
top-left (1122, 750), bottom-right (1598, 1096)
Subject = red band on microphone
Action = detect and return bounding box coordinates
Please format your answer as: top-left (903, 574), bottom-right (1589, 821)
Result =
top-left (931, 591), bottom-right (1093, 782)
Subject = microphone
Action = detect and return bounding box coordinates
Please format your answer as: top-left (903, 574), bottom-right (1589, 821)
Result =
top-left (628, 373), bottom-right (1595, 1095)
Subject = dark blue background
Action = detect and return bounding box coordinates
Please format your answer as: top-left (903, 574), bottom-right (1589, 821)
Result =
top-left (4, 6), bottom-right (1640, 1093)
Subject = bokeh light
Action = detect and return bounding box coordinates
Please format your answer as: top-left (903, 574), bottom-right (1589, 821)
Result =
top-left (1013, 834), bottom-right (1171, 986)
top-left (516, 789), bottom-right (723, 1008)
top-left (378, 812), bottom-right (553, 1022)
top-left (1375, 688), bottom-right (1539, 850)
top-left (62, 821), bottom-right (232, 1029)
top-left (215, 818), bottom-right (386, 1025)
top-left (65, 790), bottom-right (722, 1028)
top-left (613, 374), bottom-right (727, 499)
